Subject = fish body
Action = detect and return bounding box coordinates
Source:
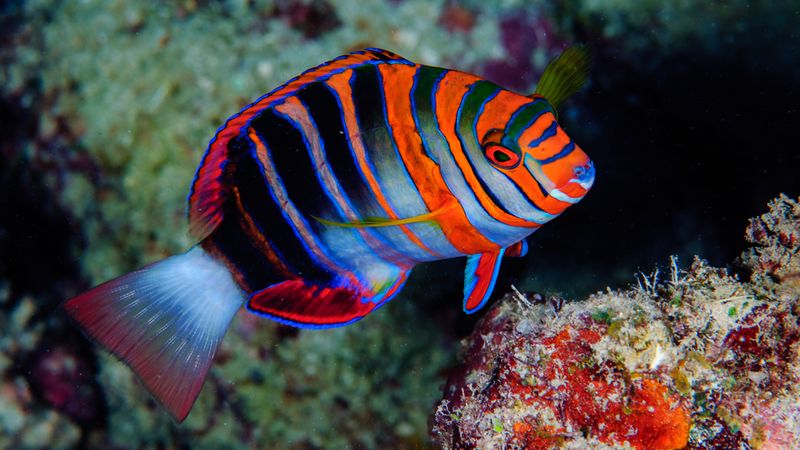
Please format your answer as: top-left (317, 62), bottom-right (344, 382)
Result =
top-left (64, 48), bottom-right (594, 421)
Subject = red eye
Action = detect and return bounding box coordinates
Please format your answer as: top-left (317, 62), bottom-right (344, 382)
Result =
top-left (485, 144), bottom-right (520, 168)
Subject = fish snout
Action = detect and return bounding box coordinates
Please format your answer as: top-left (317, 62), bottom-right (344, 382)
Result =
top-left (574, 160), bottom-right (595, 190)
top-left (547, 157), bottom-right (594, 204)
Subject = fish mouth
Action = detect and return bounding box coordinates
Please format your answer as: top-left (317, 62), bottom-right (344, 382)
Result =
top-left (575, 160), bottom-right (595, 190)
top-left (524, 156), bottom-right (594, 204)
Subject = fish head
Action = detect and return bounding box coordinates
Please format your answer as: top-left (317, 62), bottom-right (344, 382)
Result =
top-left (479, 96), bottom-right (594, 207)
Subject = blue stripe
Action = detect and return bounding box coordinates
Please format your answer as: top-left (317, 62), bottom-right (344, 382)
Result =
top-left (528, 121), bottom-right (558, 148)
top-left (504, 97), bottom-right (552, 145)
top-left (505, 103), bottom-right (531, 133)
top-left (455, 83), bottom-right (517, 214)
top-left (296, 94), bottom-right (403, 263)
top-left (350, 64), bottom-right (452, 261)
top-left (241, 134), bottom-right (323, 277)
top-left (374, 67), bottom-right (430, 223)
top-left (251, 110), bottom-right (353, 276)
top-left (322, 77), bottom-right (415, 264)
top-left (189, 53), bottom-right (416, 209)
top-left (538, 141), bottom-right (576, 165)
top-left (517, 239), bottom-right (528, 257)
top-left (372, 66), bottom-right (454, 259)
top-left (425, 72), bottom-right (531, 245)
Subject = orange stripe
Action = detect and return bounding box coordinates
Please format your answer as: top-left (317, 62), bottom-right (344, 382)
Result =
top-left (250, 50), bottom-right (400, 114)
top-left (474, 90), bottom-right (530, 144)
top-left (379, 64), bottom-right (497, 254)
top-left (434, 71), bottom-right (537, 228)
top-left (325, 70), bottom-right (438, 257)
top-left (274, 96), bottom-right (414, 269)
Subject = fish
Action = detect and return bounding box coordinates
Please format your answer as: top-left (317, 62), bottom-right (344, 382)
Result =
top-left (64, 46), bottom-right (595, 421)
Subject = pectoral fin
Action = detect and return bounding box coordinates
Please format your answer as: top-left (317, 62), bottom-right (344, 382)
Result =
top-left (247, 270), bottom-right (409, 329)
top-left (463, 248), bottom-right (506, 314)
top-left (506, 239), bottom-right (528, 257)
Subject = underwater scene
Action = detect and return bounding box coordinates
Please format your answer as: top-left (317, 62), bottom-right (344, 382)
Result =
top-left (1, 0), bottom-right (799, 449)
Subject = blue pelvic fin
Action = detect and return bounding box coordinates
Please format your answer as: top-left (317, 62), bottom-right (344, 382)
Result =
top-left (463, 248), bottom-right (506, 314)
top-left (63, 247), bottom-right (245, 422)
top-left (506, 239), bottom-right (528, 257)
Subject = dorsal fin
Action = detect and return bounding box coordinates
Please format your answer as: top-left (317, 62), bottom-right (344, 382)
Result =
top-left (187, 48), bottom-right (415, 240)
top-left (532, 45), bottom-right (592, 114)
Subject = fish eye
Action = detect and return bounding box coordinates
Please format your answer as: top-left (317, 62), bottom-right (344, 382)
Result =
top-left (481, 129), bottom-right (520, 169)
top-left (484, 144), bottom-right (520, 168)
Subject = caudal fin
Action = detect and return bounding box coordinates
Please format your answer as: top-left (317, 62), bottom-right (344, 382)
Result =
top-left (64, 246), bottom-right (244, 421)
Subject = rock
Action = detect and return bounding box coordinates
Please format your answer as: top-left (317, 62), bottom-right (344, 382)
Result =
top-left (433, 197), bottom-right (800, 449)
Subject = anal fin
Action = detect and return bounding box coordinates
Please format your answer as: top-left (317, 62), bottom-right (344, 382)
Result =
top-left (247, 271), bottom-right (408, 329)
top-left (463, 249), bottom-right (506, 314)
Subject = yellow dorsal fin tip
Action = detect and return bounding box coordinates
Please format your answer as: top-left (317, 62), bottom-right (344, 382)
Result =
top-left (533, 45), bottom-right (593, 110)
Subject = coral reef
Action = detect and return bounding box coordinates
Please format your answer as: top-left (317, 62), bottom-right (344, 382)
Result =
top-left (432, 195), bottom-right (800, 449)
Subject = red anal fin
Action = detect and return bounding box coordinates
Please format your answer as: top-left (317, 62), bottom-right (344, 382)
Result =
top-left (247, 279), bottom-right (385, 329)
top-left (188, 49), bottom-right (413, 240)
top-left (463, 249), bottom-right (506, 314)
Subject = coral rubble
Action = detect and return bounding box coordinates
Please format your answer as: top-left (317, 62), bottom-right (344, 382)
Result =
top-left (433, 195), bottom-right (800, 449)
top-left (0, 292), bottom-right (82, 450)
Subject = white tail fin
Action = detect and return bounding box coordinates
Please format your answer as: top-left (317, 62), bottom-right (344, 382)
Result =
top-left (64, 246), bottom-right (244, 421)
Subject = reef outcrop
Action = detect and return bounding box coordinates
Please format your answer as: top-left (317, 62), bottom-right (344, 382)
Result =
top-left (433, 195), bottom-right (800, 449)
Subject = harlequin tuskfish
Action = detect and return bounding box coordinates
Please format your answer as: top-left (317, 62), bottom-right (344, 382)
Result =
top-left (65, 47), bottom-right (594, 421)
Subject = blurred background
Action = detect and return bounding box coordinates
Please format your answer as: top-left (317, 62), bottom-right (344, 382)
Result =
top-left (1, 0), bottom-right (798, 448)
